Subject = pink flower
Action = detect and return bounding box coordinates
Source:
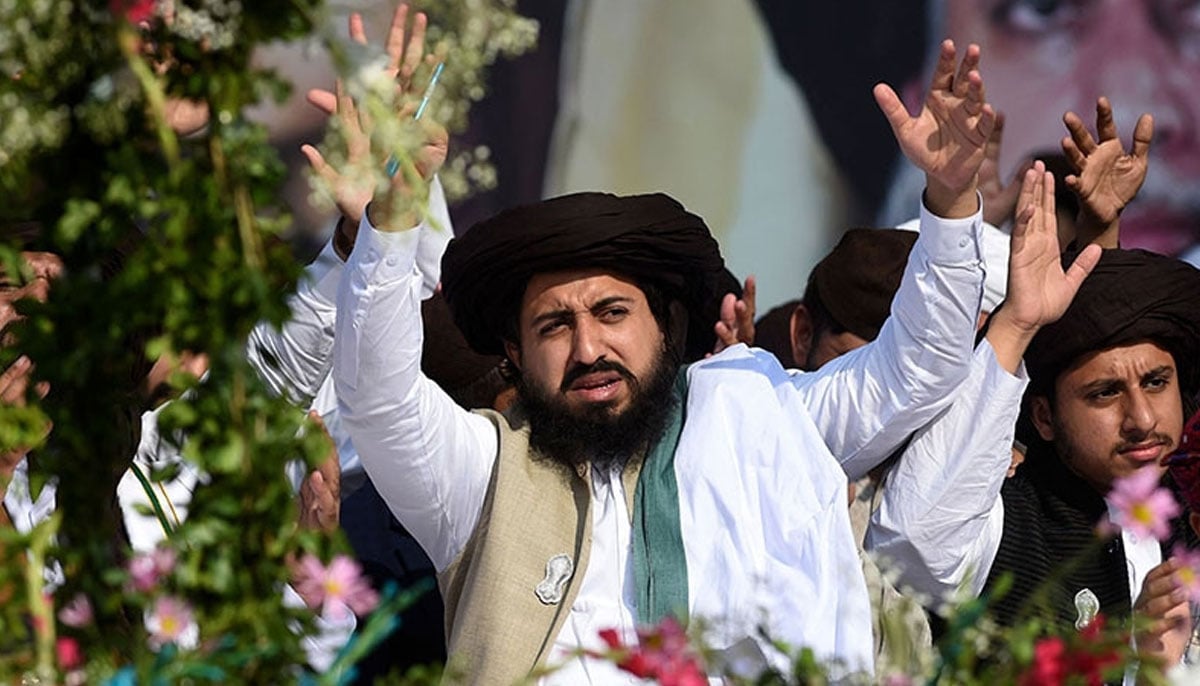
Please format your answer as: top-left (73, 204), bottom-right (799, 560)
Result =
top-left (58, 593), bottom-right (94, 628)
top-left (146, 595), bottom-right (198, 650)
top-left (128, 546), bottom-right (177, 593)
top-left (291, 554), bottom-right (379, 620)
top-left (593, 617), bottom-right (706, 685)
top-left (1172, 545), bottom-right (1200, 602)
top-left (56, 637), bottom-right (83, 670)
top-left (109, 0), bottom-right (156, 24)
top-left (1106, 468), bottom-right (1180, 541)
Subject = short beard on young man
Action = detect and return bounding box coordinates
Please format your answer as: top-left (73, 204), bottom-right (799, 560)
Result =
top-left (517, 344), bottom-right (679, 473)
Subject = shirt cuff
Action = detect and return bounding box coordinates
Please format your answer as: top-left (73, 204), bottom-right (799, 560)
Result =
top-left (350, 211), bottom-right (424, 285)
top-left (977, 337), bottom-right (1030, 390)
top-left (917, 191), bottom-right (984, 265)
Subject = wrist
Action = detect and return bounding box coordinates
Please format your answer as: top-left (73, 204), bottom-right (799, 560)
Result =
top-left (924, 176), bottom-right (981, 219)
top-left (332, 216), bottom-right (356, 262)
top-left (985, 309), bottom-right (1038, 374)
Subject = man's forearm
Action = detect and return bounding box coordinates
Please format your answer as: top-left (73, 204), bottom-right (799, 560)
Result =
top-left (795, 198), bottom-right (985, 479)
top-left (333, 214), bottom-right (496, 571)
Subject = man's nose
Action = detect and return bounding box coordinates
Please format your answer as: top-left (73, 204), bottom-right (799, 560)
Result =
top-left (570, 316), bottom-right (604, 365)
top-left (1122, 388), bottom-right (1159, 438)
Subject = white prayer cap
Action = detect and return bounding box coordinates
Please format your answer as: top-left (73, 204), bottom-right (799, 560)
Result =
top-left (894, 218), bottom-right (1009, 313)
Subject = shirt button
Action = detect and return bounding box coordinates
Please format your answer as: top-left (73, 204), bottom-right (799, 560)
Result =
top-left (958, 236), bottom-right (970, 248)
top-left (385, 255), bottom-right (398, 267)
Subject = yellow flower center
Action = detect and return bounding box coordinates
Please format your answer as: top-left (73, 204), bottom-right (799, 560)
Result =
top-left (1132, 503), bottom-right (1153, 525)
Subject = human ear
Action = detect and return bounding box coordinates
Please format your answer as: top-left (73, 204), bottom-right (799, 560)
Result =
top-left (789, 304), bottom-right (813, 369)
top-left (1030, 396), bottom-right (1056, 442)
top-left (503, 340), bottom-right (522, 371)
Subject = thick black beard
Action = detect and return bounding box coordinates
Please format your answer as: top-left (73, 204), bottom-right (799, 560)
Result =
top-left (517, 349), bottom-right (679, 473)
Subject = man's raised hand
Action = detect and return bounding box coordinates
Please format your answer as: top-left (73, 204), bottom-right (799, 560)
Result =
top-left (985, 162), bottom-right (1101, 373)
top-left (300, 3), bottom-right (449, 233)
top-left (1004, 162), bottom-right (1101, 328)
top-left (875, 40), bottom-right (997, 218)
top-left (1062, 96), bottom-right (1153, 248)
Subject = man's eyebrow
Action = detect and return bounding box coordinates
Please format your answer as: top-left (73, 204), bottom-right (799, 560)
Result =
top-left (530, 307), bottom-right (575, 328)
top-left (529, 295), bottom-right (636, 328)
top-left (589, 295), bottom-right (635, 312)
top-left (1079, 377), bottom-right (1124, 394)
top-left (1142, 365), bottom-right (1175, 380)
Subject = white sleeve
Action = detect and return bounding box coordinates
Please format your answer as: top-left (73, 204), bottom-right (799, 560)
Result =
top-left (248, 176), bottom-right (453, 404)
top-left (247, 241), bottom-right (343, 405)
top-left (865, 339), bottom-right (1024, 601)
top-left (333, 214), bottom-right (496, 573)
top-left (415, 175), bottom-right (452, 299)
top-left (791, 197), bottom-right (986, 480)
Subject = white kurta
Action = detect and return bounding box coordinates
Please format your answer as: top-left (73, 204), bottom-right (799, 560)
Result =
top-left (333, 194), bottom-right (985, 680)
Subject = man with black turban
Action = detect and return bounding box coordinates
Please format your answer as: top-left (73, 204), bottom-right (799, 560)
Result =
top-left (334, 41), bottom-right (1013, 682)
top-left (868, 169), bottom-right (1200, 677)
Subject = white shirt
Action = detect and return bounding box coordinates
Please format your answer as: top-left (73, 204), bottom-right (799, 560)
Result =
top-left (333, 195), bottom-right (986, 680)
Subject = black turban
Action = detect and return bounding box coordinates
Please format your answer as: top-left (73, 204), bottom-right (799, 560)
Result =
top-left (809, 228), bottom-right (918, 342)
top-left (440, 192), bottom-right (735, 361)
top-left (1025, 249), bottom-right (1200, 396)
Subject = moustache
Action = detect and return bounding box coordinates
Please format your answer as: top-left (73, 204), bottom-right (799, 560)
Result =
top-left (559, 358), bottom-right (637, 394)
top-left (1117, 432), bottom-right (1174, 457)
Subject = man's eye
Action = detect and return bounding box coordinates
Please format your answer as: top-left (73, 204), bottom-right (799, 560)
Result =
top-left (993, 0), bottom-right (1085, 33)
top-left (1088, 387), bottom-right (1119, 401)
top-left (1145, 375), bottom-right (1171, 390)
top-left (539, 322), bottom-right (566, 336)
top-left (598, 307), bottom-right (628, 321)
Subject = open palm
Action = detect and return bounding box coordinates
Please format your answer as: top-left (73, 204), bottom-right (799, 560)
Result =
top-left (875, 40), bottom-right (997, 196)
top-left (1062, 97), bottom-right (1153, 226)
top-left (1005, 162), bottom-right (1101, 332)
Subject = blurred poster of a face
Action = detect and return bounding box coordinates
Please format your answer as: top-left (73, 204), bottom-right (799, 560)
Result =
top-left (947, 0), bottom-right (1200, 255)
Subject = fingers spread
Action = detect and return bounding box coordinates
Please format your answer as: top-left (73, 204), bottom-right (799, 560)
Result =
top-left (401, 12), bottom-right (428, 85)
top-left (1065, 243), bottom-right (1103, 288)
top-left (1095, 96), bottom-right (1117, 141)
top-left (1132, 113), bottom-right (1154, 160)
top-left (929, 40), bottom-right (958, 93)
top-left (306, 88), bottom-right (337, 116)
top-left (385, 4), bottom-right (411, 71)
top-left (873, 83), bottom-right (911, 138)
top-left (951, 43), bottom-right (980, 97)
top-left (1061, 134), bottom-right (1087, 172)
top-left (349, 12), bottom-right (367, 45)
top-left (1063, 110), bottom-right (1097, 156)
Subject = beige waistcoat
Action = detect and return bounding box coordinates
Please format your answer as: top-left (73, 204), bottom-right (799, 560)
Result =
top-left (437, 409), bottom-right (643, 685)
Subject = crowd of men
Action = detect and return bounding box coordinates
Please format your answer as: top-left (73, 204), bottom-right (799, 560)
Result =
top-left (5, 3), bottom-right (1200, 684)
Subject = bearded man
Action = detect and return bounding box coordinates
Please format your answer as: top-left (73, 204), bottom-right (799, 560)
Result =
top-left (334, 41), bottom-right (1004, 683)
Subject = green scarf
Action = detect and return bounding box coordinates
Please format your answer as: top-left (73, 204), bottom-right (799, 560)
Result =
top-left (632, 366), bottom-right (690, 625)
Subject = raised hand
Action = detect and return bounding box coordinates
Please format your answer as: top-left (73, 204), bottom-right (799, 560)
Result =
top-left (978, 112), bottom-right (1031, 227)
top-left (985, 162), bottom-right (1101, 372)
top-left (1005, 162), bottom-right (1101, 330)
top-left (712, 276), bottom-right (757, 355)
top-left (301, 4), bottom-right (449, 232)
top-left (875, 40), bottom-right (997, 218)
top-left (1061, 96), bottom-right (1153, 248)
